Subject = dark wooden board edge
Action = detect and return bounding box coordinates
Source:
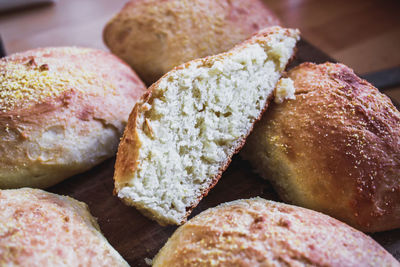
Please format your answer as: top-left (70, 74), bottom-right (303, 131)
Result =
top-left (361, 66), bottom-right (400, 91)
top-left (287, 38), bottom-right (336, 68)
top-left (0, 35), bottom-right (6, 58)
top-left (47, 39), bottom-right (400, 266)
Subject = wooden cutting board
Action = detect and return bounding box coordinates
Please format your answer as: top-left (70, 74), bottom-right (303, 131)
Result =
top-left (48, 39), bottom-right (400, 266)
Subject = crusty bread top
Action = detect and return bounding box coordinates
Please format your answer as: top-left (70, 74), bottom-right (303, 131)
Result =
top-left (0, 188), bottom-right (128, 266)
top-left (1, 47), bottom-right (92, 112)
top-left (285, 62), bottom-right (400, 232)
top-left (103, 0), bottom-right (281, 84)
top-left (0, 47), bottom-right (145, 114)
top-left (245, 62), bottom-right (400, 232)
top-left (114, 26), bottom-right (299, 187)
top-left (153, 198), bottom-right (399, 266)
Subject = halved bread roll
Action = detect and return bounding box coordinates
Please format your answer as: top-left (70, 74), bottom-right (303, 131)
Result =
top-left (114, 26), bottom-right (300, 225)
top-left (0, 188), bottom-right (128, 266)
top-left (153, 198), bottom-right (399, 266)
top-left (0, 47), bottom-right (146, 189)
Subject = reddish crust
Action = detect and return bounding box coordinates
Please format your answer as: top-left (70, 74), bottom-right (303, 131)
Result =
top-left (153, 199), bottom-right (399, 266)
top-left (0, 188), bottom-right (128, 266)
top-left (254, 62), bottom-right (400, 232)
top-left (0, 47), bottom-right (147, 188)
top-left (103, 0), bottom-right (282, 84)
top-left (0, 47), bottom-right (146, 129)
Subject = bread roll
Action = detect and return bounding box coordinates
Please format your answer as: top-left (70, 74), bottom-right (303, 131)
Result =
top-left (0, 188), bottom-right (128, 266)
top-left (0, 47), bottom-right (146, 189)
top-left (153, 198), bottom-right (399, 266)
top-left (242, 62), bottom-right (400, 232)
top-left (103, 0), bottom-right (281, 84)
top-left (114, 27), bottom-right (300, 225)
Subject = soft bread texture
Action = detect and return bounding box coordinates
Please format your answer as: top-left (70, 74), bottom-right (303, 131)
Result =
top-left (0, 188), bottom-right (128, 266)
top-left (114, 27), bottom-right (300, 225)
top-left (103, 0), bottom-right (281, 84)
top-left (242, 62), bottom-right (400, 232)
top-left (153, 198), bottom-right (399, 266)
top-left (0, 47), bottom-right (146, 189)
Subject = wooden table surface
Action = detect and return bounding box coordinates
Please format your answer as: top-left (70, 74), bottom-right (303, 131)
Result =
top-left (267, 0), bottom-right (400, 104)
top-left (1, 0), bottom-right (400, 265)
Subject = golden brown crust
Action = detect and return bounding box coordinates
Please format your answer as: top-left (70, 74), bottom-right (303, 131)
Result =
top-left (103, 0), bottom-right (281, 84)
top-left (153, 198), bottom-right (399, 266)
top-left (114, 100), bottom-right (145, 187)
top-left (0, 188), bottom-right (128, 266)
top-left (242, 62), bottom-right (400, 232)
top-left (0, 47), bottom-right (146, 188)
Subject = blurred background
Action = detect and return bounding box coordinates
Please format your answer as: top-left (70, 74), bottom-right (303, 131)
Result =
top-left (1, 0), bottom-right (399, 101)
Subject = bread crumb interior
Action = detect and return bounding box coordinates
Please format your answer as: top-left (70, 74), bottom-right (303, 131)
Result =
top-left (118, 33), bottom-right (297, 224)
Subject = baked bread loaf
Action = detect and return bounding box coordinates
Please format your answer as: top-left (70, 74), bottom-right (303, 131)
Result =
top-left (242, 62), bottom-right (400, 232)
top-left (0, 47), bottom-right (146, 189)
top-left (114, 26), bottom-right (300, 225)
top-left (0, 188), bottom-right (128, 266)
top-left (103, 0), bottom-right (281, 84)
top-left (153, 198), bottom-right (399, 266)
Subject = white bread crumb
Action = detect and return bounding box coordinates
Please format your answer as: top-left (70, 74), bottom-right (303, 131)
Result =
top-left (274, 77), bottom-right (295, 104)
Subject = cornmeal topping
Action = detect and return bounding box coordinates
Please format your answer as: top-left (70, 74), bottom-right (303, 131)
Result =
top-left (0, 54), bottom-right (113, 112)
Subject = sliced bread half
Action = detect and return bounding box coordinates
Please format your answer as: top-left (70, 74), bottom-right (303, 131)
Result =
top-left (114, 26), bottom-right (300, 225)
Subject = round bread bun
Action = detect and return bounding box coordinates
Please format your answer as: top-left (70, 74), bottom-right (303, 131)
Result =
top-left (242, 62), bottom-right (400, 232)
top-left (103, 0), bottom-right (281, 84)
top-left (153, 198), bottom-right (398, 266)
top-left (0, 188), bottom-right (128, 266)
top-left (0, 47), bottom-right (146, 189)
